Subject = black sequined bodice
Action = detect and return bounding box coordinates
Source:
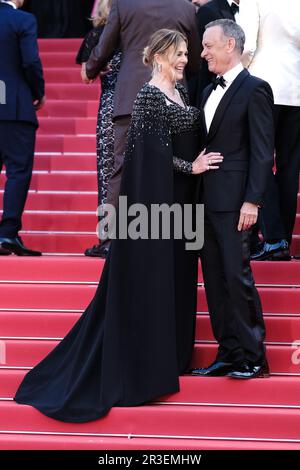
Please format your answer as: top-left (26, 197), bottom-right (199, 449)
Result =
top-left (129, 83), bottom-right (202, 174)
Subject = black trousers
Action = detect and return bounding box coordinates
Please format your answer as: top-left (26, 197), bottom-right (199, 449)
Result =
top-left (0, 122), bottom-right (36, 238)
top-left (257, 105), bottom-right (300, 244)
top-left (200, 210), bottom-right (266, 365)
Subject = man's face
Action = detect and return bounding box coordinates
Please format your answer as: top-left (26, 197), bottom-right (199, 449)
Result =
top-left (201, 26), bottom-right (231, 75)
top-left (16, 0), bottom-right (25, 7)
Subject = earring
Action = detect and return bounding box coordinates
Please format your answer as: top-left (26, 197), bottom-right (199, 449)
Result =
top-left (154, 61), bottom-right (162, 73)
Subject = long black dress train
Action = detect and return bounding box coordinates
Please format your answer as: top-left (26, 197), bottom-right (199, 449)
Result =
top-left (14, 83), bottom-right (202, 422)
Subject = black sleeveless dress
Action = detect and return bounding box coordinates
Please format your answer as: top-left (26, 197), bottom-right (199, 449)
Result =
top-left (14, 83), bottom-right (202, 422)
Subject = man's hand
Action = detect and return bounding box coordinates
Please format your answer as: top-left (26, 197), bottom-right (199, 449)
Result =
top-left (33, 95), bottom-right (45, 111)
top-left (99, 65), bottom-right (112, 78)
top-left (237, 202), bottom-right (259, 231)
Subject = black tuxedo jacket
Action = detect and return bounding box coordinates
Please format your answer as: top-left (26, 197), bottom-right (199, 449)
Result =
top-left (195, 0), bottom-right (235, 103)
top-left (0, 3), bottom-right (44, 127)
top-left (200, 69), bottom-right (274, 212)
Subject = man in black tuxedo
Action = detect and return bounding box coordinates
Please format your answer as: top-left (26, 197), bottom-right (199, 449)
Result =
top-left (0, 0), bottom-right (45, 256)
top-left (192, 19), bottom-right (274, 379)
top-left (196, 0), bottom-right (239, 102)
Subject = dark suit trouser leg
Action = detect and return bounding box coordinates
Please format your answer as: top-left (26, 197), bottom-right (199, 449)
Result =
top-left (0, 122), bottom-right (35, 238)
top-left (201, 211), bottom-right (266, 365)
top-left (257, 105), bottom-right (300, 244)
top-left (105, 115), bottom-right (131, 210)
top-left (274, 105), bottom-right (300, 244)
top-left (101, 115), bottom-right (131, 246)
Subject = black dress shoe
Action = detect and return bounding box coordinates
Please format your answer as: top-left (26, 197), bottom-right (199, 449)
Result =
top-left (0, 236), bottom-right (42, 256)
top-left (190, 361), bottom-right (234, 377)
top-left (0, 243), bottom-right (12, 255)
top-left (251, 239), bottom-right (291, 261)
top-left (84, 244), bottom-right (109, 258)
top-left (227, 361), bottom-right (270, 379)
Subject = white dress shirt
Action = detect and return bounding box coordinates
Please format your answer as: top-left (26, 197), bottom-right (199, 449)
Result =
top-left (239, 0), bottom-right (300, 106)
top-left (204, 62), bottom-right (244, 132)
top-left (0, 1), bottom-right (17, 8)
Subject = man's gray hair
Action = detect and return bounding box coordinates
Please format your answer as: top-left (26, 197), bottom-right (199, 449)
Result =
top-left (205, 19), bottom-right (245, 54)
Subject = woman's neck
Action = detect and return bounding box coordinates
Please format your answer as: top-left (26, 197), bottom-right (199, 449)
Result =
top-left (150, 75), bottom-right (176, 97)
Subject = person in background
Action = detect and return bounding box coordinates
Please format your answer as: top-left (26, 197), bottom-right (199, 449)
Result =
top-left (191, 0), bottom-right (211, 10)
top-left (84, 0), bottom-right (200, 257)
top-left (240, 0), bottom-right (300, 261)
top-left (76, 0), bottom-right (122, 258)
top-left (22, 0), bottom-right (94, 38)
top-left (0, 0), bottom-right (45, 256)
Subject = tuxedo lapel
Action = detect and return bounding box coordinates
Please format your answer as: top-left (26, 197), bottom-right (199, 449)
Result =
top-left (206, 69), bottom-right (249, 142)
top-left (217, 0), bottom-right (235, 20)
top-left (200, 84), bottom-right (214, 138)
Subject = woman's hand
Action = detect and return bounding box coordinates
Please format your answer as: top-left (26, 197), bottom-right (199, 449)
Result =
top-left (192, 149), bottom-right (223, 175)
top-left (81, 63), bottom-right (94, 84)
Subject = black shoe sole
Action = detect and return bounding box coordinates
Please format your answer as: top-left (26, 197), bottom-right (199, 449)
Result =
top-left (2, 243), bottom-right (41, 256)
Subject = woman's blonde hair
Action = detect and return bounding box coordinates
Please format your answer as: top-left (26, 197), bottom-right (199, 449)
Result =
top-left (143, 29), bottom-right (188, 68)
top-left (92, 0), bottom-right (112, 27)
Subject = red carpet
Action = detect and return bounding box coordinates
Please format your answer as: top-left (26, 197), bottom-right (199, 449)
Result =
top-left (0, 39), bottom-right (300, 450)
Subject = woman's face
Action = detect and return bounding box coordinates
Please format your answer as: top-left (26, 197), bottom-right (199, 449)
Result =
top-left (157, 40), bottom-right (188, 82)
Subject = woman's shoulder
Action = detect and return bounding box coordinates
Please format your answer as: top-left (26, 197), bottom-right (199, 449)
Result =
top-left (133, 83), bottom-right (166, 115)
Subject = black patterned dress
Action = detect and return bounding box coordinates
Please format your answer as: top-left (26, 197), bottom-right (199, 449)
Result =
top-left (76, 27), bottom-right (122, 207)
top-left (15, 83), bottom-right (203, 423)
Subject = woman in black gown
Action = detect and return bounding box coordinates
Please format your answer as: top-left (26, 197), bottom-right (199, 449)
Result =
top-left (14, 30), bottom-right (223, 423)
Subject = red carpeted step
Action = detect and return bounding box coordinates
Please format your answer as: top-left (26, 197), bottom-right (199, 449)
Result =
top-left (38, 39), bottom-right (82, 53)
top-left (41, 52), bottom-right (78, 68)
top-left (198, 260), bottom-right (300, 286)
top-left (32, 154), bottom-right (97, 171)
top-left (0, 311), bottom-right (81, 338)
top-left (0, 256), bottom-right (102, 282)
top-left (3, 232), bottom-right (300, 258)
top-left (45, 83), bottom-right (99, 101)
top-left (1, 310), bottom-right (299, 343)
top-left (1, 256), bottom-right (299, 284)
top-left (291, 235), bottom-right (300, 256)
top-left (19, 233), bottom-right (97, 254)
top-left (39, 100), bottom-right (98, 118)
top-left (43, 68), bottom-right (83, 84)
top-left (1, 401), bottom-right (300, 442)
top-left (2, 434), bottom-right (299, 450)
top-left (17, 212), bottom-right (97, 232)
top-left (20, 192), bottom-right (97, 211)
top-left (35, 135), bottom-right (96, 153)
top-left (1, 172), bottom-right (97, 191)
top-left (1, 340), bottom-right (299, 373)
top-left (0, 284), bottom-right (299, 312)
top-left (38, 118), bottom-right (97, 136)
top-left (196, 314), bottom-right (300, 343)
top-left (197, 286), bottom-right (300, 314)
top-left (2, 370), bottom-right (300, 408)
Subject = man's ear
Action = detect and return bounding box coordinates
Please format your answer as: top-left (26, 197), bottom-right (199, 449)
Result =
top-left (227, 37), bottom-right (236, 53)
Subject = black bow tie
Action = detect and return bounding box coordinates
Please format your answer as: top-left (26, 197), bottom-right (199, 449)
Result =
top-left (212, 75), bottom-right (226, 90)
top-left (230, 2), bottom-right (239, 15)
